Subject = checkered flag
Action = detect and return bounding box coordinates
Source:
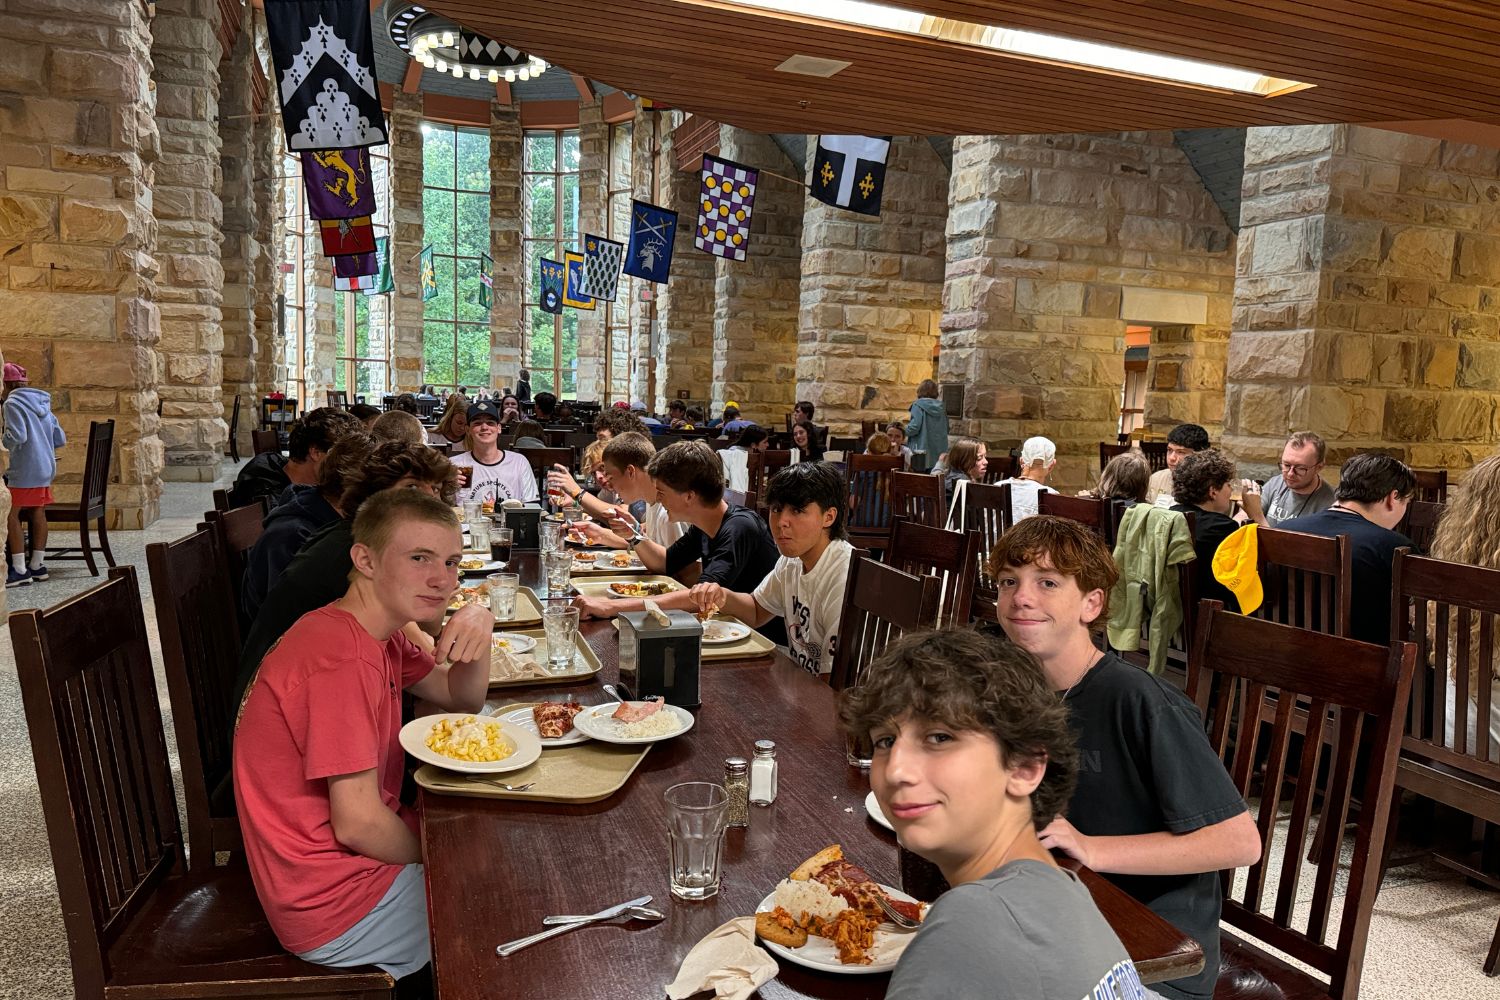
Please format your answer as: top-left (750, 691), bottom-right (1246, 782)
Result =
top-left (578, 234), bottom-right (624, 302)
top-left (695, 154), bottom-right (758, 262)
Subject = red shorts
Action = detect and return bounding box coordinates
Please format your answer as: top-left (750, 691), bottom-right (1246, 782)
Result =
top-left (9, 486), bottom-right (53, 508)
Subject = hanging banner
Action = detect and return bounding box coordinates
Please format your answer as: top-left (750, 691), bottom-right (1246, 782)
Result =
top-left (264, 0), bottom-right (388, 150)
top-left (334, 250), bottom-right (378, 281)
top-left (419, 244), bottom-right (438, 301)
top-left (539, 257), bottom-right (565, 315)
top-left (695, 154), bottom-right (757, 262)
top-left (300, 147), bottom-right (375, 220)
top-left (562, 251), bottom-right (595, 311)
top-left (364, 236), bottom-right (393, 295)
top-left (478, 251), bottom-right (493, 310)
top-left (578, 234), bottom-right (624, 302)
top-left (318, 215), bottom-right (375, 257)
top-left (622, 200), bottom-right (677, 284)
top-left (810, 135), bottom-right (892, 217)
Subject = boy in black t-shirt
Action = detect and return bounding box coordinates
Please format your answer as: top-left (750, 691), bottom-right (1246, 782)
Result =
top-left (1168, 449), bottom-right (1248, 613)
top-left (987, 516), bottom-right (1262, 1000)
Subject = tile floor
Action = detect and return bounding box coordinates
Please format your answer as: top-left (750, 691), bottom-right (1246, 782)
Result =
top-left (0, 465), bottom-right (1495, 998)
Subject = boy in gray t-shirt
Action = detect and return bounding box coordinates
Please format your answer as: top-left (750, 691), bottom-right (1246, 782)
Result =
top-left (840, 629), bottom-right (1151, 1000)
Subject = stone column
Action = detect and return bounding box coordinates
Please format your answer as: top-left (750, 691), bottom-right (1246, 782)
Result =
top-left (303, 232), bottom-right (335, 403)
top-left (798, 137), bottom-right (945, 435)
top-left (489, 101), bottom-right (523, 389)
top-left (1225, 125), bottom-right (1500, 476)
top-left (153, 0), bottom-right (227, 481)
top-left (652, 119), bottom-right (714, 412)
top-left (0, 0), bottom-right (164, 527)
top-left (389, 91), bottom-right (424, 392)
top-left (628, 110), bottom-right (656, 405)
top-left (252, 105), bottom-right (282, 396)
top-left (709, 129), bottom-right (801, 426)
top-left (575, 99), bottom-right (607, 399)
top-left (218, 24), bottom-right (257, 453)
top-left (942, 132), bottom-right (1234, 491)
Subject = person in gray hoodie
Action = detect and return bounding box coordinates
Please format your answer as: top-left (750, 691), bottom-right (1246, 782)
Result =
top-left (906, 378), bottom-right (949, 474)
top-left (2, 363), bottom-right (66, 587)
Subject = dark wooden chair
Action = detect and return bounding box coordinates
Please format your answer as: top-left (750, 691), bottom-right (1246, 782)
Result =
top-left (44, 418), bottom-right (116, 577)
top-left (1112, 506), bottom-right (1199, 684)
top-left (829, 554), bottom-right (942, 691)
top-left (1249, 526), bottom-right (1353, 637)
top-left (845, 454), bottom-right (904, 553)
top-left (860, 419), bottom-right (878, 440)
top-left (147, 528), bottom-right (244, 870)
top-left (961, 481), bottom-right (1013, 622)
top-left (1038, 492), bottom-right (1110, 541)
top-left (211, 487), bottom-right (232, 513)
top-left (1412, 468), bottom-right (1448, 504)
top-left (259, 395), bottom-right (298, 450)
top-left (1387, 550), bottom-right (1500, 974)
top-left (225, 393), bottom-right (241, 463)
top-left (514, 445), bottom-right (576, 497)
top-left (889, 470), bottom-right (944, 529)
top-left (748, 449), bottom-right (792, 498)
top-left (251, 428), bottom-right (280, 455)
top-left (828, 434), bottom-right (861, 456)
top-left (325, 389), bottom-right (348, 409)
top-left (1140, 440), bottom-right (1169, 472)
top-left (1186, 604), bottom-right (1416, 1000)
top-left (1399, 498), bottom-right (1443, 553)
top-left (1099, 441), bottom-right (1132, 472)
top-left (10, 567), bottom-right (394, 999)
top-left (204, 504), bottom-right (266, 628)
top-left (724, 487), bottom-right (758, 512)
top-left (887, 517), bottom-right (981, 630)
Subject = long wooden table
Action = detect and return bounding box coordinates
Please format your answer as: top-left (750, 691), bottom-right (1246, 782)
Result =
top-left (421, 555), bottom-right (1204, 999)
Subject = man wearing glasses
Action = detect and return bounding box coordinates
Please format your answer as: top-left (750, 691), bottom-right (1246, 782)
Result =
top-left (1253, 431), bottom-right (1335, 527)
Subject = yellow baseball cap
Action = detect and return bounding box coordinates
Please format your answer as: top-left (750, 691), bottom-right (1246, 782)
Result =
top-left (1212, 523), bottom-right (1263, 615)
top-left (725, 401), bottom-right (739, 409)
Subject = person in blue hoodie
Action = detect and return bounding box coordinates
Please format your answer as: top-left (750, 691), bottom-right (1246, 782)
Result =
top-left (906, 378), bottom-right (950, 474)
top-left (2, 363), bottom-right (66, 587)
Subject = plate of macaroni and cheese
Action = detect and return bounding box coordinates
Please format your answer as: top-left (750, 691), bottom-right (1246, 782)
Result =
top-left (398, 713), bottom-right (542, 774)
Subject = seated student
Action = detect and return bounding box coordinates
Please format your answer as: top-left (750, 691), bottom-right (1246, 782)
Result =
top-left (532, 390), bottom-right (558, 423)
top-left (234, 489), bottom-right (492, 986)
top-left (392, 393), bottom-right (420, 416)
top-left (885, 421), bottom-right (914, 470)
top-left (864, 432), bottom-right (893, 457)
top-left (509, 418), bottom-right (547, 450)
top-left (1084, 449), bottom-right (1150, 505)
top-left (450, 400), bottom-right (539, 507)
top-left (499, 393), bottom-right (522, 426)
top-left (942, 437), bottom-right (989, 510)
top-left (721, 424), bottom-right (767, 492)
top-left (571, 440), bottom-right (783, 641)
top-left (593, 407), bottom-right (649, 442)
top-left (433, 393), bottom-right (469, 448)
top-left (369, 409), bottom-right (426, 445)
top-left (1252, 431), bottom-right (1336, 527)
top-left (1147, 423), bottom-right (1210, 506)
top-left (665, 399), bottom-right (689, 430)
top-left (688, 463), bottom-right (853, 676)
top-left (996, 435), bottom-right (1060, 521)
top-left (841, 628), bottom-right (1151, 1000)
top-left (792, 400), bottom-right (828, 452)
top-left (1169, 449), bottom-right (1250, 613)
top-left (231, 407), bottom-right (363, 508)
top-left (548, 432), bottom-right (688, 551)
top-left (1278, 452), bottom-right (1416, 645)
top-left (347, 403), bottom-right (381, 429)
top-left (718, 403), bottom-right (754, 436)
top-left (241, 433), bottom-right (371, 625)
top-left (988, 516), bottom-right (1261, 1000)
top-left (235, 441), bottom-right (462, 709)
top-left (791, 421), bottom-right (824, 462)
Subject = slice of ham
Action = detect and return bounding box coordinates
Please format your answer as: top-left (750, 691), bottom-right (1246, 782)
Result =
top-left (612, 697), bottom-right (663, 723)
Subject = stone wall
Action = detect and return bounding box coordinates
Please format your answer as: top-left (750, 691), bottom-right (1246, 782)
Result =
top-left (575, 99), bottom-right (606, 399)
top-left (217, 24), bottom-right (257, 452)
top-left (389, 91), bottom-right (424, 392)
top-left (252, 94), bottom-right (281, 397)
top-left (628, 109), bottom-right (656, 405)
top-left (302, 228), bottom-right (335, 403)
top-left (0, 0), bottom-right (164, 526)
top-left (710, 127), bottom-right (801, 426)
top-left (489, 101), bottom-right (524, 388)
top-left (153, 0), bottom-right (227, 481)
top-left (653, 118), bottom-right (714, 412)
top-left (798, 136), bottom-right (945, 435)
top-left (942, 131), bottom-right (1235, 491)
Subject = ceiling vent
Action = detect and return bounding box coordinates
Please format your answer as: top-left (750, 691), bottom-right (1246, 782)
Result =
top-left (773, 54), bottom-right (852, 77)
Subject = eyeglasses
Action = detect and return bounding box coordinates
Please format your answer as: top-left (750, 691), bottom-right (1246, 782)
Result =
top-left (1279, 462), bottom-right (1318, 475)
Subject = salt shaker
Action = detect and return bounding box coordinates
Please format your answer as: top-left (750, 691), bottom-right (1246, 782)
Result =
top-left (749, 739), bottom-right (778, 806)
top-left (722, 757), bottom-right (750, 828)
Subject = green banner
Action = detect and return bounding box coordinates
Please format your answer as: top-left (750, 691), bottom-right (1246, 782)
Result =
top-left (478, 251), bottom-right (493, 311)
top-left (365, 236), bottom-right (393, 295)
top-left (419, 244), bottom-right (437, 301)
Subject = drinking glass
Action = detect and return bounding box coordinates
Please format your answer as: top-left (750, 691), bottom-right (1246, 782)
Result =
top-left (486, 573), bottom-right (519, 621)
top-left (489, 526), bottom-right (514, 569)
top-left (462, 500), bottom-right (482, 524)
top-left (541, 605), bottom-right (580, 671)
top-left (540, 519), bottom-right (565, 554)
top-left (543, 548), bottom-right (573, 598)
top-left (469, 519), bottom-right (490, 553)
top-left (664, 782), bottom-right (730, 901)
top-left (845, 729), bottom-right (874, 769)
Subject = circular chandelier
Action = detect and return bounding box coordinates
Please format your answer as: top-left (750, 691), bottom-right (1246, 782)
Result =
top-left (389, 5), bottom-right (548, 85)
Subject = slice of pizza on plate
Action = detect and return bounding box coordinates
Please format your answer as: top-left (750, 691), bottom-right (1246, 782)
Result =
top-left (531, 701), bottom-right (583, 739)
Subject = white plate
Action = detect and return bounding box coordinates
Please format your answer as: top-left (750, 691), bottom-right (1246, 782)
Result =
top-left (491, 633), bottom-right (537, 655)
top-left (571, 702), bottom-right (695, 745)
top-left (754, 884), bottom-right (920, 974)
top-left (458, 559), bottom-right (503, 575)
top-left (865, 791), bottom-right (893, 832)
top-left (398, 714), bottom-right (542, 774)
top-left (604, 581), bottom-right (679, 599)
top-left (490, 704), bottom-right (591, 748)
top-left (594, 552), bottom-right (645, 571)
top-left (700, 619), bottom-right (752, 645)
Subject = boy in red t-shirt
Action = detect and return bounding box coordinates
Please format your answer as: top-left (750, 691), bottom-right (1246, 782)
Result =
top-left (234, 488), bottom-right (493, 982)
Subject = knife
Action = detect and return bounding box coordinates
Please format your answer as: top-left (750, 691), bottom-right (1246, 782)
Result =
top-left (496, 895), bottom-right (653, 957)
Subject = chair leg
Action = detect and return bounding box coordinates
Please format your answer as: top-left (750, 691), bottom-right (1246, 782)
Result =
top-left (96, 514), bottom-right (116, 568)
top-left (79, 516), bottom-right (97, 577)
top-left (1486, 913), bottom-right (1499, 976)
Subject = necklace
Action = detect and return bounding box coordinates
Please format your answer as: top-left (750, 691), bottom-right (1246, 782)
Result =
top-left (1273, 481), bottom-right (1318, 521)
top-left (1061, 648), bottom-right (1103, 701)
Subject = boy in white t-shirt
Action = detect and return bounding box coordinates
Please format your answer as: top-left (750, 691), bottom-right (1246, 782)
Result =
top-left (449, 400), bottom-right (538, 506)
top-left (689, 462), bottom-right (852, 675)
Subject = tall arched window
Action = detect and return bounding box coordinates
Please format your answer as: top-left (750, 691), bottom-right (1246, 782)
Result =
top-left (422, 123), bottom-right (491, 391)
top-left (522, 129), bottom-right (580, 395)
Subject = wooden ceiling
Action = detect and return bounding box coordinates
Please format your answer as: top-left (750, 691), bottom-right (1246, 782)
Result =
top-left (425, 0), bottom-right (1500, 135)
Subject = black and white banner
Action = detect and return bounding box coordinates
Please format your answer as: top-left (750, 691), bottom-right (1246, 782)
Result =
top-left (264, 0), bottom-right (388, 151)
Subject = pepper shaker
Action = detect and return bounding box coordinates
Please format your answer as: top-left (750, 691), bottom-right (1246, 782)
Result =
top-left (722, 757), bottom-right (750, 828)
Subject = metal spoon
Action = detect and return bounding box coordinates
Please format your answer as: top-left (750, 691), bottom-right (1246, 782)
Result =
top-left (541, 906), bottom-right (665, 926)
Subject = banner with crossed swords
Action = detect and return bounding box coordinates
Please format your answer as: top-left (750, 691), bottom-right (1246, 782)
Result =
top-left (622, 199), bottom-right (678, 284)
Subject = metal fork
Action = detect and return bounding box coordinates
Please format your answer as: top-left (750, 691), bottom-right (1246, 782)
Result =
top-left (474, 779), bottom-right (535, 792)
top-left (876, 894), bottom-right (922, 930)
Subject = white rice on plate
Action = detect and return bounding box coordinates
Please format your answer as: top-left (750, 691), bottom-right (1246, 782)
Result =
top-left (610, 710), bottom-right (681, 738)
top-left (772, 878), bottom-right (849, 922)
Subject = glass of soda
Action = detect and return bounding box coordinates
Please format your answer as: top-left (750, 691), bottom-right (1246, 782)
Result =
top-left (489, 526), bottom-right (514, 569)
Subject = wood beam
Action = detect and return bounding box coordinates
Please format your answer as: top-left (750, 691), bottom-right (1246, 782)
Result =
top-left (401, 58), bottom-right (423, 93)
top-left (495, 80), bottom-right (513, 106)
top-left (601, 90), bottom-right (635, 123)
top-left (570, 72), bottom-right (595, 102)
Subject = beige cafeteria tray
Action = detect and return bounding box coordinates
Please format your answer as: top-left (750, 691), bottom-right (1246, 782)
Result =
top-left (415, 741), bottom-right (651, 803)
top-left (570, 574), bottom-right (685, 600)
top-left (488, 628), bottom-right (602, 688)
top-left (445, 584), bottom-right (545, 630)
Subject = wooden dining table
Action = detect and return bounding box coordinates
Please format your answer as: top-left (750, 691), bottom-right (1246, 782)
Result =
top-left (421, 553), bottom-right (1205, 999)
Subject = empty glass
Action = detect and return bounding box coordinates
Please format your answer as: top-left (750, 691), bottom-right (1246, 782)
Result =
top-left (486, 572), bottom-right (519, 621)
top-left (541, 605), bottom-right (580, 671)
top-left (543, 548), bottom-right (573, 598)
top-left (469, 518), bottom-right (490, 553)
top-left (845, 729), bottom-right (874, 769)
top-left (540, 519), bottom-right (565, 554)
top-left (664, 782), bottom-right (730, 901)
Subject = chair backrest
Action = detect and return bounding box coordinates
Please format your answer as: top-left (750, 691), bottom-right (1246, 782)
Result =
top-left (250, 428), bottom-right (279, 455)
top-left (77, 419), bottom-right (114, 516)
top-left (845, 454), bottom-right (903, 536)
top-left (1099, 441), bottom-right (1131, 472)
top-left (887, 517), bottom-right (981, 630)
top-left (1251, 526), bottom-right (1353, 637)
top-left (211, 488), bottom-right (232, 512)
top-left (228, 393), bottom-right (240, 435)
top-left (1187, 605), bottom-right (1416, 1000)
top-left (205, 504), bottom-right (266, 616)
top-left (10, 567), bottom-right (184, 996)
top-left (1139, 440), bottom-right (1169, 472)
top-left (724, 487), bottom-right (759, 512)
top-left (147, 528), bottom-right (243, 870)
top-left (828, 434), bottom-right (861, 455)
top-left (1399, 498), bottom-right (1443, 553)
top-left (829, 554), bottom-right (942, 691)
top-left (416, 397), bottom-right (437, 419)
top-left (962, 481), bottom-right (1013, 619)
top-left (1391, 550), bottom-right (1500, 771)
top-left (513, 446), bottom-right (576, 498)
top-left (860, 419), bottom-right (878, 441)
top-left (748, 449), bottom-right (792, 497)
top-left (1411, 468), bottom-right (1447, 504)
top-left (889, 470), bottom-right (944, 529)
top-left (1037, 492), bottom-right (1110, 540)
top-left (325, 389), bottom-right (348, 409)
